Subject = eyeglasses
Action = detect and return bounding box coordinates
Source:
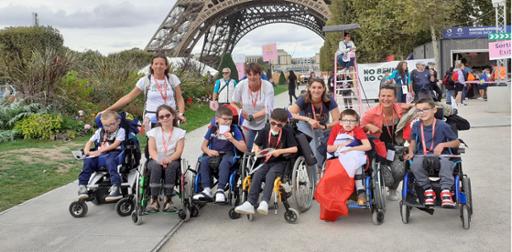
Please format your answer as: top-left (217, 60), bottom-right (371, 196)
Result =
top-left (270, 121), bottom-right (285, 128)
top-left (103, 122), bottom-right (117, 128)
top-left (220, 117), bottom-right (233, 121)
top-left (158, 113), bottom-right (172, 120)
top-left (340, 119), bottom-right (358, 124)
top-left (415, 108), bottom-right (434, 114)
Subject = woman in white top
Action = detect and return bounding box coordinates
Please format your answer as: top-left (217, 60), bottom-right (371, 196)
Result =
top-left (231, 63), bottom-right (274, 151)
top-left (146, 104), bottom-right (186, 212)
top-left (102, 54), bottom-right (186, 130)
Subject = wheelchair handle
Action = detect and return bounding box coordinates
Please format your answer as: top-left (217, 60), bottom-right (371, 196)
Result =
top-left (414, 154), bottom-right (461, 158)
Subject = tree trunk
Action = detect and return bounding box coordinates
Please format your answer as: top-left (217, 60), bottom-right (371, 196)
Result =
top-left (430, 25), bottom-right (440, 78)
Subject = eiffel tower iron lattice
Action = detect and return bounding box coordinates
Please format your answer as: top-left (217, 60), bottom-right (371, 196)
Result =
top-left (145, 0), bottom-right (332, 68)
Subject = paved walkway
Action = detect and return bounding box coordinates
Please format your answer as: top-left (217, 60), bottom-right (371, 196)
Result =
top-left (0, 85), bottom-right (300, 252)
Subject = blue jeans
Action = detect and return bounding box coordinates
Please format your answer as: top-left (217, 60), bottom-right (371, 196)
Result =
top-left (297, 121), bottom-right (329, 182)
top-left (199, 152), bottom-right (235, 189)
top-left (79, 151), bottom-right (121, 186)
top-left (446, 89), bottom-right (455, 104)
top-left (243, 128), bottom-right (258, 152)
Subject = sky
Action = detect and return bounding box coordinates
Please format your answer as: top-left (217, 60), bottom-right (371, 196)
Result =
top-left (0, 0), bottom-right (323, 59)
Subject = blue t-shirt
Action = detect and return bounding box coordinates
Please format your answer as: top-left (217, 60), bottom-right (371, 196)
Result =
top-left (295, 95), bottom-right (337, 125)
top-left (204, 125), bottom-right (244, 153)
top-left (411, 119), bottom-right (457, 154)
top-left (411, 69), bottom-right (430, 91)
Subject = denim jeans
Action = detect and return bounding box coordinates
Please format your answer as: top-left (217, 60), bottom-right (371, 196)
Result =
top-left (198, 152), bottom-right (235, 189)
top-left (79, 151), bottom-right (121, 186)
top-left (297, 121), bottom-right (329, 183)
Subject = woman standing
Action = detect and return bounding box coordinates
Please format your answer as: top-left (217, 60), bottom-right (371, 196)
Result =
top-left (102, 54), bottom-right (186, 130)
top-left (386, 61), bottom-right (410, 103)
top-left (231, 63), bottom-right (274, 151)
top-left (288, 70), bottom-right (298, 105)
top-left (288, 78), bottom-right (340, 183)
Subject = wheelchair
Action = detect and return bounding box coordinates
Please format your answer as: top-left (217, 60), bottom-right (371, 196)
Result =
top-left (399, 148), bottom-right (473, 230)
top-left (130, 156), bottom-right (195, 224)
top-left (68, 133), bottom-right (141, 218)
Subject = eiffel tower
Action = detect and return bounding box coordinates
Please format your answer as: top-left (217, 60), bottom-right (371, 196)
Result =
top-left (145, 0), bottom-right (332, 68)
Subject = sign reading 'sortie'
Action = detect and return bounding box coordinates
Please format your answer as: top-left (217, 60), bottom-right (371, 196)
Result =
top-left (489, 40), bottom-right (511, 60)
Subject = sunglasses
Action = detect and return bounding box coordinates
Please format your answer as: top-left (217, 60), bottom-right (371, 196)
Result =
top-left (158, 113), bottom-right (172, 120)
top-left (270, 121), bottom-right (285, 128)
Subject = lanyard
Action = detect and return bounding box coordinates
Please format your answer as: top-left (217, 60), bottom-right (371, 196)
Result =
top-left (248, 86), bottom-right (261, 109)
top-left (161, 127), bottom-right (174, 154)
top-left (420, 119), bottom-right (436, 155)
top-left (383, 111), bottom-right (396, 144)
top-left (153, 76), bottom-right (169, 105)
top-left (267, 129), bottom-right (282, 149)
top-left (311, 103), bottom-right (323, 121)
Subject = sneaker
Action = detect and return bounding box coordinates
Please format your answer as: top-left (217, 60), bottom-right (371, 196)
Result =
top-left (357, 191), bottom-right (367, 206)
top-left (147, 198), bottom-right (160, 212)
top-left (215, 190), bottom-right (226, 203)
top-left (440, 190), bottom-right (456, 208)
top-left (78, 185), bottom-right (88, 200)
top-left (105, 185), bottom-right (123, 202)
top-left (387, 189), bottom-right (400, 201)
top-left (234, 201), bottom-right (255, 215)
top-left (423, 188), bottom-right (436, 206)
top-left (192, 189), bottom-right (213, 201)
top-left (257, 201), bottom-right (269, 215)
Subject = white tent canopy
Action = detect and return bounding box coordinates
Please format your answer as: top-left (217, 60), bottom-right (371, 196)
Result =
top-left (138, 57), bottom-right (218, 76)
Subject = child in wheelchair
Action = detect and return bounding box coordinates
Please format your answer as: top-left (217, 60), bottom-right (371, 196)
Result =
top-left (78, 110), bottom-right (125, 202)
top-left (405, 98), bottom-right (460, 208)
top-left (145, 104), bottom-right (186, 212)
top-left (316, 109), bottom-right (371, 221)
top-left (234, 108), bottom-right (298, 216)
top-left (192, 106), bottom-right (247, 203)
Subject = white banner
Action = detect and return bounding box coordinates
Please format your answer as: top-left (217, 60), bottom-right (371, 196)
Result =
top-left (357, 58), bottom-right (435, 100)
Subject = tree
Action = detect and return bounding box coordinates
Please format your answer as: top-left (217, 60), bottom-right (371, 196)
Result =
top-left (278, 71), bottom-right (286, 85)
top-left (217, 53), bottom-right (239, 81)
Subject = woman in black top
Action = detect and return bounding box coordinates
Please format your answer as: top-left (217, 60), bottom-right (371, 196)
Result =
top-left (288, 70), bottom-right (298, 105)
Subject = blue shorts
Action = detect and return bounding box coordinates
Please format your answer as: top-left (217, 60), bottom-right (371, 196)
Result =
top-left (337, 55), bottom-right (355, 69)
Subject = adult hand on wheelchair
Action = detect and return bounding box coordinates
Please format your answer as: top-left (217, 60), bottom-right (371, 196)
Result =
top-left (404, 152), bottom-right (414, 160)
top-left (307, 118), bottom-right (321, 129)
top-left (241, 111), bottom-right (249, 120)
top-left (206, 149), bottom-right (220, 157)
top-left (177, 114), bottom-right (187, 124)
top-left (366, 124), bottom-right (382, 134)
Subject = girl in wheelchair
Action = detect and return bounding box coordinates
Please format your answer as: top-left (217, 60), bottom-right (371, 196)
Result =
top-left (234, 108), bottom-right (298, 216)
top-left (145, 104), bottom-right (186, 212)
top-left (192, 106), bottom-right (247, 203)
top-left (404, 98), bottom-right (460, 208)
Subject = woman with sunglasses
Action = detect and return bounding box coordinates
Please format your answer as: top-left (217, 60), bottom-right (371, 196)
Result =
top-left (145, 104), bottom-right (186, 212)
top-left (288, 78), bottom-right (340, 183)
top-left (361, 84), bottom-right (413, 201)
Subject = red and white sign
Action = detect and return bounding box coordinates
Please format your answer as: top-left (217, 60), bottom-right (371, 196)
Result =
top-left (489, 40), bottom-right (512, 60)
top-left (262, 43), bottom-right (278, 62)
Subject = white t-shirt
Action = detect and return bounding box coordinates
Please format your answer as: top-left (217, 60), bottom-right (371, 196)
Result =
top-left (136, 74), bottom-right (181, 114)
top-left (90, 128), bottom-right (126, 151)
top-left (232, 79), bottom-right (274, 130)
top-left (146, 126), bottom-right (186, 160)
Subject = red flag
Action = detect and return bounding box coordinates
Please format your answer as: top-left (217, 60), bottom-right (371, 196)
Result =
top-left (315, 159), bottom-right (355, 221)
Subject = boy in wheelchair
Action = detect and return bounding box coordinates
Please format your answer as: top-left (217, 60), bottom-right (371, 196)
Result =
top-left (405, 98), bottom-right (460, 208)
top-left (78, 110), bottom-right (125, 202)
top-left (235, 108), bottom-right (298, 215)
top-left (192, 106), bottom-right (247, 203)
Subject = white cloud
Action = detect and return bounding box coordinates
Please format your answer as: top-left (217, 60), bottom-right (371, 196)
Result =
top-left (0, 1), bottom-right (323, 58)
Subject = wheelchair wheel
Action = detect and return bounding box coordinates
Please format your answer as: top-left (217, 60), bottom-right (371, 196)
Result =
top-left (399, 200), bottom-right (410, 224)
top-left (190, 205), bottom-right (200, 218)
top-left (462, 176), bottom-right (473, 215)
top-left (372, 160), bottom-right (386, 211)
top-left (284, 208), bottom-right (299, 224)
top-left (461, 205), bottom-right (471, 230)
top-left (69, 201), bottom-right (88, 218)
top-left (228, 207), bottom-right (241, 219)
top-left (178, 207), bottom-right (191, 222)
top-left (371, 209), bottom-right (384, 225)
top-left (131, 208), bottom-right (143, 225)
top-left (292, 157), bottom-right (314, 212)
top-left (115, 197), bottom-right (134, 217)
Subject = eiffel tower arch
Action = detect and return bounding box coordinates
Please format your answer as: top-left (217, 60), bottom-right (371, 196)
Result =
top-left (145, 0), bottom-right (332, 68)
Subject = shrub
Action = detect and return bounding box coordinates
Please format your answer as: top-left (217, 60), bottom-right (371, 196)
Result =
top-left (14, 113), bottom-right (63, 140)
top-left (0, 100), bottom-right (47, 130)
top-left (279, 71), bottom-right (286, 85)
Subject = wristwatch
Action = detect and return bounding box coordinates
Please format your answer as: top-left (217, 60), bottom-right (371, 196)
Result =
top-left (248, 114), bottom-right (254, 121)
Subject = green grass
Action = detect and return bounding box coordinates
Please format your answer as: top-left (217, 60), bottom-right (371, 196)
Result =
top-left (181, 102), bottom-right (215, 132)
top-left (274, 84), bottom-right (288, 95)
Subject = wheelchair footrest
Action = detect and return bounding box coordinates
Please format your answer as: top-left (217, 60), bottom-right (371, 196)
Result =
top-left (347, 200), bottom-right (369, 209)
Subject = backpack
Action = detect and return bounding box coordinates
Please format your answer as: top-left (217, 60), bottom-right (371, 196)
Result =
top-left (443, 69), bottom-right (455, 87)
top-left (95, 112), bottom-right (140, 139)
top-left (451, 71), bottom-right (459, 82)
top-left (467, 72), bottom-right (476, 81)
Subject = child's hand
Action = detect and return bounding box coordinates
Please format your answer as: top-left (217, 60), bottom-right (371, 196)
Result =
top-left (88, 150), bottom-right (100, 158)
top-left (271, 149), bottom-right (282, 157)
top-left (207, 150), bottom-right (220, 157)
top-left (404, 152), bottom-right (414, 160)
top-left (433, 144), bottom-right (444, 156)
top-left (224, 132), bottom-right (234, 141)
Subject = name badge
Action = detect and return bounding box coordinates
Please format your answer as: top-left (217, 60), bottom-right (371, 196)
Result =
top-left (386, 149), bottom-right (396, 161)
top-left (401, 85), bottom-right (409, 94)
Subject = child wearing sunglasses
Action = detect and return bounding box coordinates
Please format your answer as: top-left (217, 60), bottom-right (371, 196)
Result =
top-left (78, 110), bottom-right (125, 202)
top-left (193, 106), bottom-right (247, 203)
top-left (145, 104), bottom-right (186, 212)
top-left (235, 108), bottom-right (298, 216)
top-left (315, 109), bottom-right (371, 221)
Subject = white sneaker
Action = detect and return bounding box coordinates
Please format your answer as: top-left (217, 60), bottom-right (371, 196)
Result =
top-left (234, 201), bottom-right (255, 215)
top-left (257, 201), bottom-right (268, 215)
top-left (215, 190), bottom-right (226, 203)
top-left (387, 189), bottom-right (400, 201)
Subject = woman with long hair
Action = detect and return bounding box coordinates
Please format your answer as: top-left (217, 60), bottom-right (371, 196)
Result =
top-left (288, 70), bottom-right (298, 105)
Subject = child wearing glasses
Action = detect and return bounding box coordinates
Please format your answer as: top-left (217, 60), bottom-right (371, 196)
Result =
top-left (78, 110), bottom-right (126, 202)
top-left (315, 109), bottom-right (371, 221)
top-left (193, 106), bottom-right (247, 203)
top-left (235, 108), bottom-right (298, 216)
top-left (405, 98), bottom-right (459, 208)
top-left (146, 104), bottom-right (186, 212)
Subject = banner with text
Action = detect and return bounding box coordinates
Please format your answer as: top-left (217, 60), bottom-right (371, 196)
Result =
top-left (357, 58), bottom-right (435, 100)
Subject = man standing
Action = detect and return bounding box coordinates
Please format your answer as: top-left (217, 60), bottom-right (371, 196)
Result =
top-left (410, 62), bottom-right (431, 101)
top-left (211, 68), bottom-right (238, 110)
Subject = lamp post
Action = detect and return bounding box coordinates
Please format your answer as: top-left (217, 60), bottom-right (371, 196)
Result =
top-left (492, 0), bottom-right (508, 84)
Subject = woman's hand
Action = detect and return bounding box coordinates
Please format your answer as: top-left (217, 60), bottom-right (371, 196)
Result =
top-left (308, 118), bottom-right (321, 129)
top-left (177, 113), bottom-right (187, 124)
top-left (366, 124), bottom-right (382, 134)
top-left (404, 152), bottom-right (414, 160)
